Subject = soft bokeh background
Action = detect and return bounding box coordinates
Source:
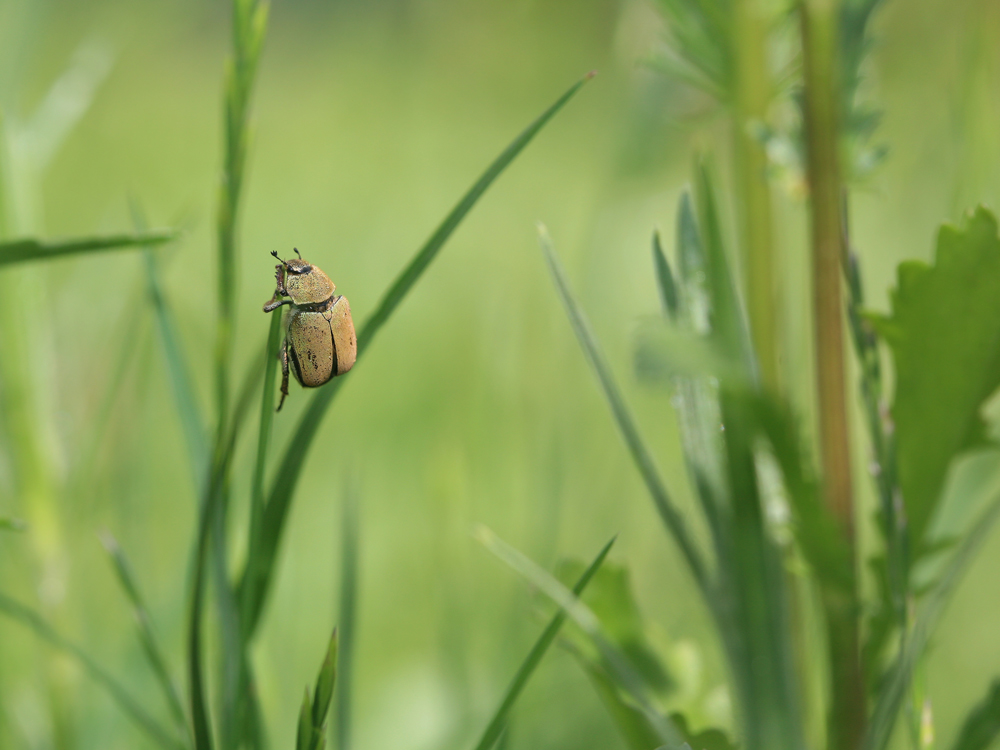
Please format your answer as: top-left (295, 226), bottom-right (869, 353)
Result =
top-left (1, 0), bottom-right (999, 748)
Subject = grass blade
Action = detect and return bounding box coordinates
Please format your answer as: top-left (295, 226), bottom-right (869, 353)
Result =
top-left (0, 230), bottom-right (176, 265)
top-left (238, 72), bottom-right (595, 638)
top-left (334, 482), bottom-right (359, 750)
top-left (538, 223), bottom-right (710, 599)
top-left (312, 630), bottom-right (339, 740)
top-left (474, 526), bottom-right (683, 748)
top-left (652, 230), bottom-right (679, 320)
top-left (864, 494), bottom-right (1000, 750)
top-left (99, 531), bottom-right (190, 745)
top-left (0, 591), bottom-right (185, 750)
top-left (471, 535), bottom-right (615, 750)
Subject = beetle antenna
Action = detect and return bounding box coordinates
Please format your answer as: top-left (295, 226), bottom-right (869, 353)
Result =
top-left (271, 250), bottom-right (288, 265)
top-left (293, 248), bottom-right (302, 259)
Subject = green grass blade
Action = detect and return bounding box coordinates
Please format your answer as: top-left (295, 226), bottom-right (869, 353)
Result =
top-left (0, 230), bottom-right (176, 265)
top-left (0, 591), bottom-right (185, 750)
top-left (538, 224), bottom-right (710, 598)
top-left (950, 679), bottom-right (1000, 750)
top-left (238, 73), bottom-right (595, 639)
top-left (471, 536), bottom-right (616, 750)
top-left (864, 494), bottom-right (1000, 750)
top-left (474, 526), bottom-right (683, 748)
top-left (99, 531), bottom-right (190, 744)
top-left (312, 630), bottom-right (339, 738)
top-left (652, 230), bottom-right (679, 320)
top-left (133, 203), bottom-right (208, 488)
top-left (335, 483), bottom-right (359, 750)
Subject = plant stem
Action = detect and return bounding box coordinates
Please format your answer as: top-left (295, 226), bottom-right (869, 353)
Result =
top-left (799, 1), bottom-right (865, 748)
top-left (733, 0), bottom-right (780, 392)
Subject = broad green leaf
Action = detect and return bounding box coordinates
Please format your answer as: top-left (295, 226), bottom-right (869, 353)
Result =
top-left (869, 207), bottom-right (1000, 557)
top-left (471, 537), bottom-right (615, 750)
top-left (99, 531), bottom-right (189, 744)
top-left (239, 73), bottom-right (595, 640)
top-left (950, 679), bottom-right (1000, 750)
top-left (539, 224), bottom-right (710, 598)
top-left (0, 230), bottom-right (175, 265)
top-left (0, 591), bottom-right (185, 750)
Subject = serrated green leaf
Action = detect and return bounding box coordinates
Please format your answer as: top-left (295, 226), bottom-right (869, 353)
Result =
top-left (950, 679), bottom-right (1000, 750)
top-left (869, 207), bottom-right (1000, 557)
top-left (0, 230), bottom-right (176, 266)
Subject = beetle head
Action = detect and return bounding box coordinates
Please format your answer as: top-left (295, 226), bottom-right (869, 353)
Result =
top-left (271, 249), bottom-right (313, 275)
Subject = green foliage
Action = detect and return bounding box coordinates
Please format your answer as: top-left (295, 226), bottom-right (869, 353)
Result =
top-left (950, 679), bottom-right (1000, 750)
top-left (870, 207), bottom-right (1000, 558)
top-left (471, 536), bottom-right (615, 750)
top-left (0, 230), bottom-right (175, 265)
top-left (295, 630), bottom-right (338, 750)
top-left (238, 73), bottom-right (596, 641)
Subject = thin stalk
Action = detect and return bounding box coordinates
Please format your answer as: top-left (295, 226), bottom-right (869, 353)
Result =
top-left (799, 1), bottom-right (865, 748)
top-left (733, 0), bottom-right (780, 392)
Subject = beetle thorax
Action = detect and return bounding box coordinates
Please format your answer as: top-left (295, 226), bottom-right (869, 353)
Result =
top-left (285, 265), bottom-right (336, 307)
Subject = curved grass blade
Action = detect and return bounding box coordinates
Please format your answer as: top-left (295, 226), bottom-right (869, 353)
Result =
top-left (471, 535), bottom-right (615, 750)
top-left (475, 526), bottom-right (683, 749)
top-left (538, 224), bottom-right (710, 598)
top-left (864, 494), bottom-right (1000, 750)
top-left (0, 591), bottom-right (185, 750)
top-left (653, 230), bottom-right (679, 320)
top-left (238, 72), bottom-right (596, 638)
top-left (99, 531), bottom-right (190, 745)
top-left (0, 230), bottom-right (175, 266)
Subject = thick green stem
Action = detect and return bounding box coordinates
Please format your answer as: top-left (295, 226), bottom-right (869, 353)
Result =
top-left (734, 0), bottom-right (780, 392)
top-left (800, 1), bottom-right (865, 748)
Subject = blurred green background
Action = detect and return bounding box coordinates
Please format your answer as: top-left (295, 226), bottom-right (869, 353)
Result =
top-left (1, 0), bottom-right (999, 748)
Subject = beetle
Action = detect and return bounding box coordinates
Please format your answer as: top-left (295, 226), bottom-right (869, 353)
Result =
top-left (263, 248), bottom-right (357, 411)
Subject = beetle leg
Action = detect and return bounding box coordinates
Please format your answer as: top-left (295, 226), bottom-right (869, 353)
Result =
top-left (263, 295), bottom-right (290, 313)
top-left (276, 337), bottom-right (291, 411)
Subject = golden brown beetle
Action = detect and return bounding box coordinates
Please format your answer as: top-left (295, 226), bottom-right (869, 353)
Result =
top-left (263, 249), bottom-right (357, 410)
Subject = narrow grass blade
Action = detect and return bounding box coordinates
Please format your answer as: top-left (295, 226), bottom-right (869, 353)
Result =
top-left (950, 679), bottom-right (1000, 750)
top-left (0, 230), bottom-right (176, 265)
top-left (335, 484), bottom-right (359, 750)
top-left (296, 631), bottom-right (338, 750)
top-left (471, 536), bottom-right (615, 750)
top-left (0, 591), bottom-right (185, 750)
top-left (538, 224), bottom-right (710, 598)
top-left (652, 230), bottom-right (679, 320)
top-left (475, 526), bottom-right (683, 748)
top-left (239, 73), bottom-right (595, 639)
top-left (864, 494), bottom-right (1000, 750)
top-left (133, 202), bottom-right (208, 488)
top-left (99, 531), bottom-right (190, 744)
